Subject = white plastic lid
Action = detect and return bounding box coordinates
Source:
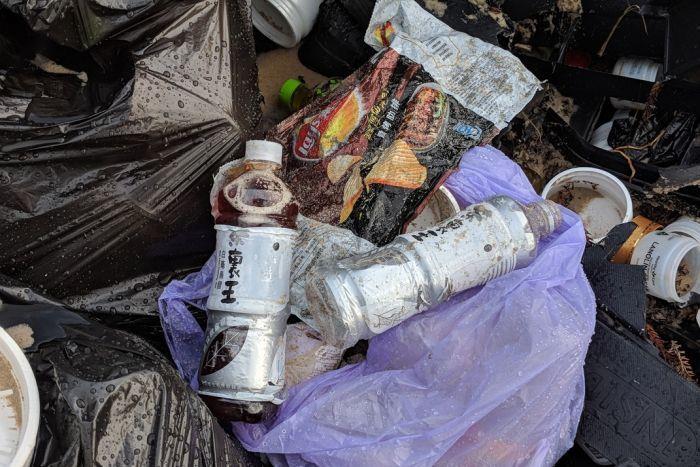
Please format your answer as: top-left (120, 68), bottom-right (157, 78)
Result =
top-left (0, 327), bottom-right (39, 467)
top-left (245, 140), bottom-right (283, 164)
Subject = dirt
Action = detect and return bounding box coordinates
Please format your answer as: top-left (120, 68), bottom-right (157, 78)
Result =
top-left (466, 0), bottom-right (509, 29)
top-left (556, 0), bottom-right (582, 14)
top-left (553, 185), bottom-right (623, 239)
top-left (6, 324), bottom-right (34, 350)
top-left (0, 351), bottom-right (22, 426)
top-left (495, 86), bottom-right (574, 192)
top-left (675, 261), bottom-right (693, 296)
top-left (256, 45), bottom-right (328, 131)
top-left (424, 0), bottom-right (448, 17)
top-left (632, 190), bottom-right (700, 225)
top-left (554, 186), bottom-right (603, 211)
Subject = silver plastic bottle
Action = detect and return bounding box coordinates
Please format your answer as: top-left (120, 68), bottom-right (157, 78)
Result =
top-left (199, 140), bottom-right (299, 422)
top-left (306, 195), bottom-right (562, 349)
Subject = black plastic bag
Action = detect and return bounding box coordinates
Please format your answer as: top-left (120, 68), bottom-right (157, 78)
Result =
top-left (0, 286), bottom-right (261, 467)
top-left (608, 111), bottom-right (697, 166)
top-left (0, 0), bottom-right (260, 298)
top-left (298, 0), bottom-right (376, 77)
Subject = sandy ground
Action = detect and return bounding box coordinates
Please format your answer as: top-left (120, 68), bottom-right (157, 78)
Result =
top-left (257, 46), bottom-right (328, 131)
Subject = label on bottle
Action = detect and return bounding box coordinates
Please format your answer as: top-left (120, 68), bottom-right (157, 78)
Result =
top-left (199, 311), bottom-right (287, 401)
top-left (207, 225), bottom-right (297, 313)
top-left (200, 225), bottom-right (297, 401)
top-left (397, 203), bottom-right (518, 293)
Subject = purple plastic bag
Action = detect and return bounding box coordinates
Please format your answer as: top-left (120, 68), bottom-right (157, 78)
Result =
top-left (158, 146), bottom-right (596, 466)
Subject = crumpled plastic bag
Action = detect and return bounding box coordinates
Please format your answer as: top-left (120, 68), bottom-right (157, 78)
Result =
top-left (0, 0), bottom-right (259, 297)
top-left (0, 290), bottom-right (260, 467)
top-left (232, 146), bottom-right (596, 466)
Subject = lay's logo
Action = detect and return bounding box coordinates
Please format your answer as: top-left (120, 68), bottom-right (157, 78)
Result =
top-left (292, 89), bottom-right (363, 161)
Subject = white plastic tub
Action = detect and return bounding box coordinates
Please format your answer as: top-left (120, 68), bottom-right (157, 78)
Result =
top-left (630, 231), bottom-right (700, 304)
top-left (406, 186), bottom-right (460, 232)
top-left (541, 167), bottom-right (633, 242)
top-left (251, 0), bottom-right (323, 48)
top-left (0, 327), bottom-right (39, 467)
top-left (665, 216), bottom-right (700, 295)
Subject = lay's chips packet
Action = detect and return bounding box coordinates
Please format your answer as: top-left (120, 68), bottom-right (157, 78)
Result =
top-left (268, 0), bottom-right (540, 245)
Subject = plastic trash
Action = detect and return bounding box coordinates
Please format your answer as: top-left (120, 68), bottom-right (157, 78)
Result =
top-left (285, 322), bottom-right (343, 389)
top-left (609, 57), bottom-right (661, 111)
top-left (541, 167), bottom-right (634, 242)
top-left (279, 78), bottom-right (342, 114)
top-left (630, 231), bottom-right (700, 304)
top-left (199, 141), bottom-right (299, 422)
top-left (610, 216), bottom-right (662, 264)
top-left (0, 297), bottom-right (260, 467)
top-left (160, 145), bottom-right (596, 466)
top-left (273, 0), bottom-right (539, 245)
top-left (306, 195), bottom-right (562, 349)
top-left (158, 215), bottom-right (374, 389)
top-left (608, 110), bottom-right (697, 166)
top-left (298, 0), bottom-right (376, 77)
top-left (0, 0), bottom-right (260, 298)
top-left (252, 0), bottom-right (324, 48)
top-left (405, 186), bottom-right (460, 232)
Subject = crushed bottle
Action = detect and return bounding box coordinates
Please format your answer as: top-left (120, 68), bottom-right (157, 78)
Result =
top-left (306, 195), bottom-right (562, 349)
top-left (199, 140), bottom-right (299, 422)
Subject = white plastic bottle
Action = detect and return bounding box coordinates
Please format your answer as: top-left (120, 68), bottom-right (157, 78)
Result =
top-left (306, 195), bottom-right (562, 349)
top-left (251, 0), bottom-right (323, 48)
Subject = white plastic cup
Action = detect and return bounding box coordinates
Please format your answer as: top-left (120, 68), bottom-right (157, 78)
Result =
top-left (541, 167), bottom-right (633, 242)
top-left (0, 327), bottom-right (39, 467)
top-left (406, 186), bottom-right (460, 232)
top-left (610, 57), bottom-right (661, 111)
top-left (251, 0), bottom-right (324, 48)
top-left (630, 231), bottom-right (700, 304)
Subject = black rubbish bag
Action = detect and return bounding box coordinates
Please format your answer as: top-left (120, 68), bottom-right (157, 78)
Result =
top-left (0, 0), bottom-right (261, 298)
top-left (0, 287), bottom-right (261, 467)
top-left (608, 111), bottom-right (697, 166)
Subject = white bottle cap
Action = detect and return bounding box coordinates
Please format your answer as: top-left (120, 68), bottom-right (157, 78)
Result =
top-left (245, 140), bottom-right (283, 165)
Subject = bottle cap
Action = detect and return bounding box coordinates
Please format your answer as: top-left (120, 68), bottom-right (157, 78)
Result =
top-left (279, 79), bottom-right (304, 110)
top-left (245, 140), bottom-right (283, 165)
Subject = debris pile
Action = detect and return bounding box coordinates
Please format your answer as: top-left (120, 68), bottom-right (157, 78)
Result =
top-left (1, 0), bottom-right (699, 466)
